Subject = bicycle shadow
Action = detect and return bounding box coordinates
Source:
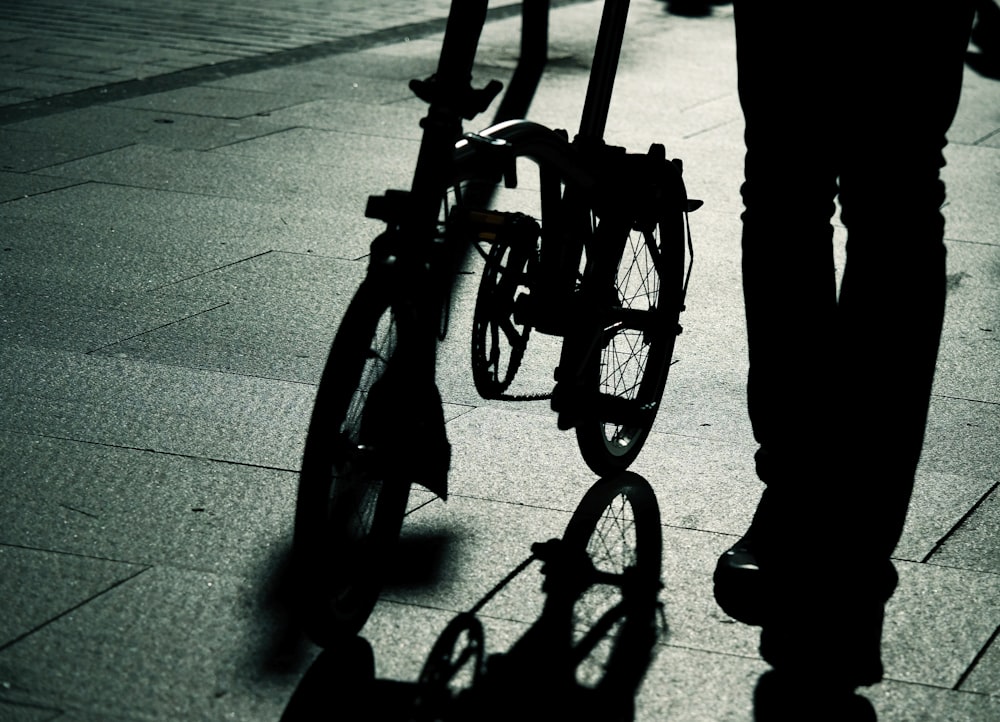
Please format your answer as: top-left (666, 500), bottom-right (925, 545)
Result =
top-left (279, 472), bottom-right (667, 721)
top-left (251, 527), bottom-right (454, 679)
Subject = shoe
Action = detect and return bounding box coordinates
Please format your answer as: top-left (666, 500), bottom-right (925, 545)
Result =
top-left (714, 534), bottom-right (899, 620)
top-left (713, 537), bottom-right (768, 626)
top-left (715, 530), bottom-right (895, 689)
top-left (712, 486), bottom-right (777, 626)
top-left (759, 592), bottom-right (888, 689)
top-left (753, 669), bottom-right (877, 721)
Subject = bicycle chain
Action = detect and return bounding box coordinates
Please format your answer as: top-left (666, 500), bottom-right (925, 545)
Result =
top-left (492, 390), bottom-right (552, 402)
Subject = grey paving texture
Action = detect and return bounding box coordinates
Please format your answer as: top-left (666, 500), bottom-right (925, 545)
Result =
top-left (1, 1), bottom-right (998, 720)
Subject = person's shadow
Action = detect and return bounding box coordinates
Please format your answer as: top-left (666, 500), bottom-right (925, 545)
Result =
top-left (752, 670), bottom-right (878, 721)
top-left (659, 0), bottom-right (732, 18)
top-left (279, 472), bottom-right (666, 721)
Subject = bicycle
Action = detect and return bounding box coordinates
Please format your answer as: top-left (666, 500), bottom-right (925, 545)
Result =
top-left (281, 472), bottom-right (665, 721)
top-left (292, 0), bottom-right (699, 646)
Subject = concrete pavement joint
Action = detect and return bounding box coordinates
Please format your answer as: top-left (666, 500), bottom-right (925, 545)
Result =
top-left (0, 428), bottom-right (303, 474)
top-left (920, 481), bottom-right (1000, 564)
top-left (143, 250), bottom-right (275, 293)
top-left (953, 624), bottom-right (1000, 692)
top-left (84, 302), bottom-right (231, 355)
top-left (0, 564), bottom-right (151, 654)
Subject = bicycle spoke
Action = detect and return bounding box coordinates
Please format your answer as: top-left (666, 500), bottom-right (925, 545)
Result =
top-left (575, 189), bottom-right (685, 474)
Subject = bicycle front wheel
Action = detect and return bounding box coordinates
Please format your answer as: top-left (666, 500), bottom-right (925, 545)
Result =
top-left (574, 204), bottom-right (685, 476)
top-left (561, 472), bottom-right (663, 696)
top-left (294, 277), bottom-right (411, 646)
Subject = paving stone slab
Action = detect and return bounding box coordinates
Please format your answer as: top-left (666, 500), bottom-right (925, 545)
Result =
top-left (378, 491), bottom-right (574, 621)
top-left (942, 143), bottom-right (1000, 246)
top-left (92, 251), bottom-right (366, 384)
top-left (6, 105), bottom-right (292, 153)
top-left (632, 646), bottom-right (764, 722)
top-left (0, 171), bottom-right (79, 202)
top-left (0, 346), bottom-right (313, 471)
top-left (0, 182), bottom-right (376, 261)
top-left (257, 97), bottom-right (427, 141)
top-left (950, 66), bottom-right (1000, 147)
top-left (895, 471), bottom-right (999, 563)
top-left (958, 629), bottom-right (1000, 698)
top-left (930, 484), bottom-right (1000, 575)
top-left (37, 133), bottom-right (416, 208)
top-left (0, 545), bottom-right (146, 649)
top-left (203, 59), bottom-right (428, 107)
top-left (0, 565), bottom-right (309, 722)
top-left (0, 93), bottom-right (35, 109)
top-left (0, 431), bottom-right (296, 577)
top-left (0, 127), bottom-right (134, 173)
top-left (920, 394), bottom-right (1000, 483)
top-left (0, 290), bottom-right (225, 356)
top-left (1, 213), bottom-right (269, 298)
top-left (883, 560), bottom-right (1000, 689)
top-left (244, 49), bottom-right (442, 86)
top-left (444, 404), bottom-right (758, 534)
top-left (938, 238), bottom-right (1000, 405)
top-left (109, 84), bottom-right (328, 120)
top-left (869, 680), bottom-right (1000, 722)
top-left (0, 700), bottom-right (61, 722)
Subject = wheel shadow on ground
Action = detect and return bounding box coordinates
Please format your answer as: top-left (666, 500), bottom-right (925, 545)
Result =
top-left (279, 472), bottom-right (667, 721)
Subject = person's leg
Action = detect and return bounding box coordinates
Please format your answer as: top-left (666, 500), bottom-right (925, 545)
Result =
top-left (733, 2), bottom-right (841, 481)
top-left (713, 0), bottom-right (845, 634)
top-left (719, 0), bottom-right (975, 690)
top-left (834, 2), bottom-right (976, 560)
top-left (758, 5), bottom-right (974, 689)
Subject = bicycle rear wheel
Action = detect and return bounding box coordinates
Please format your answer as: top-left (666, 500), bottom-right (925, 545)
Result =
top-left (574, 199), bottom-right (685, 476)
top-left (294, 276), bottom-right (411, 646)
top-left (471, 213), bottom-right (538, 398)
top-left (561, 472), bottom-right (663, 695)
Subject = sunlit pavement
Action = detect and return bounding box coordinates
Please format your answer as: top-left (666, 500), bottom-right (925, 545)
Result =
top-left (2, 2), bottom-right (998, 719)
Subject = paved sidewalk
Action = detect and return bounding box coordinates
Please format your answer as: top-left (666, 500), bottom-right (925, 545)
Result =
top-left (1, 1), bottom-right (999, 720)
top-left (0, 0), bottom-right (521, 123)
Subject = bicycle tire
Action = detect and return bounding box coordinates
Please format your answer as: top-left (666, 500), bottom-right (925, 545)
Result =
top-left (574, 190), bottom-right (686, 476)
top-left (293, 276), bottom-right (411, 646)
top-left (560, 472), bottom-right (662, 695)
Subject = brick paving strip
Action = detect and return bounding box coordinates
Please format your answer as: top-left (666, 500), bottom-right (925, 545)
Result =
top-left (0, 0), bottom-right (590, 125)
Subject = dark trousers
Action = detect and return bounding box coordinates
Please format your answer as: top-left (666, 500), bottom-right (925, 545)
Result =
top-left (733, 2), bottom-right (976, 561)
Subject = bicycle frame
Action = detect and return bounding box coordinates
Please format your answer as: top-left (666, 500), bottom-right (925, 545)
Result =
top-left (289, 0), bottom-right (690, 649)
top-left (358, 0), bottom-right (658, 488)
top-left (367, 0), bottom-right (634, 256)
